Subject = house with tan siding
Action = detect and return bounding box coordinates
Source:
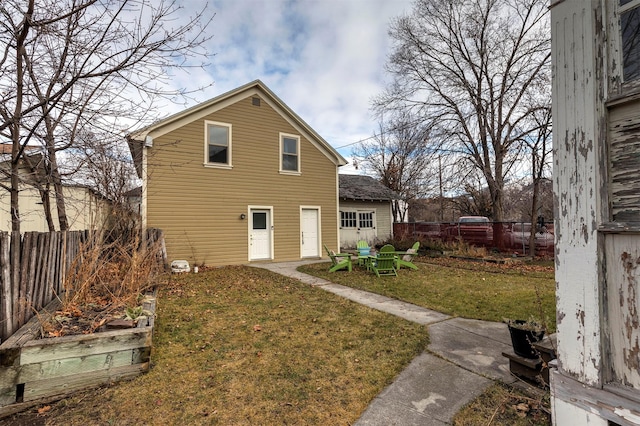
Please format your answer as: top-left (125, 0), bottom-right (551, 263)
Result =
top-left (127, 80), bottom-right (347, 267)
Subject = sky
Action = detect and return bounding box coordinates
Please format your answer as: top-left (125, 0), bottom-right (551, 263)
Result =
top-left (168, 0), bottom-right (415, 173)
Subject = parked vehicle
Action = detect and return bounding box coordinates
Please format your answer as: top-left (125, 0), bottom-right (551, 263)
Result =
top-left (449, 216), bottom-right (493, 246)
top-left (509, 223), bottom-right (554, 252)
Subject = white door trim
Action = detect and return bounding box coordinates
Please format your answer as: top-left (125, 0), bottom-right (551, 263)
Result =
top-left (248, 206), bottom-right (274, 261)
top-left (300, 206), bottom-right (321, 258)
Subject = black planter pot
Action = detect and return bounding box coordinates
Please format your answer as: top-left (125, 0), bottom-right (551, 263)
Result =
top-left (507, 320), bottom-right (545, 359)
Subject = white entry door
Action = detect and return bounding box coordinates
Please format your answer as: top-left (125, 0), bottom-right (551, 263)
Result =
top-left (250, 209), bottom-right (272, 260)
top-left (301, 208), bottom-right (319, 257)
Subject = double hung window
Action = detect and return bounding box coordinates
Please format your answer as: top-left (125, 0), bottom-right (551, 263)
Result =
top-left (280, 133), bottom-right (300, 174)
top-left (205, 121), bottom-right (232, 167)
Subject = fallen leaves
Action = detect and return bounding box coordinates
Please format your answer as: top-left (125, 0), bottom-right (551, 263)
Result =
top-left (37, 405), bottom-right (51, 415)
top-left (513, 402), bottom-right (531, 418)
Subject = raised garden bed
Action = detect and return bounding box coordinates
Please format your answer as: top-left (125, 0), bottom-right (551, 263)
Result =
top-left (0, 291), bottom-right (156, 418)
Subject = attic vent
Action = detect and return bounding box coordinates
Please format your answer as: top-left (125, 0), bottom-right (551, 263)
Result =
top-left (252, 97), bottom-right (261, 106)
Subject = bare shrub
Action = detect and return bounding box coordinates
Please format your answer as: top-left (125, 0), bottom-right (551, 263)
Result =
top-left (61, 230), bottom-right (164, 329)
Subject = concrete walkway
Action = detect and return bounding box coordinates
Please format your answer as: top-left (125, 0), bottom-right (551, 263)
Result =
top-left (253, 260), bottom-right (534, 425)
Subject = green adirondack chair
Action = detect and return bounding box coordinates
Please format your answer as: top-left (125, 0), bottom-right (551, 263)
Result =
top-left (324, 245), bottom-right (353, 272)
top-left (395, 241), bottom-right (420, 270)
top-left (370, 244), bottom-right (397, 277)
top-left (356, 240), bottom-right (371, 267)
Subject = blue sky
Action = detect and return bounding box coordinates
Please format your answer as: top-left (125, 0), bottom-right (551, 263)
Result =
top-left (168, 0), bottom-right (414, 173)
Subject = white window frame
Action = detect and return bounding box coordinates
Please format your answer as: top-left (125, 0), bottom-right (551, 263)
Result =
top-left (279, 132), bottom-right (301, 175)
top-left (204, 120), bottom-right (232, 169)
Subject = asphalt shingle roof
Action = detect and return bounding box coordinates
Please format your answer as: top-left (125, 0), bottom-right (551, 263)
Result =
top-left (339, 174), bottom-right (400, 201)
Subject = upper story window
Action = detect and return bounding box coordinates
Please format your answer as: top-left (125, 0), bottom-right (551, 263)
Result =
top-left (280, 133), bottom-right (300, 174)
top-left (205, 121), bottom-right (232, 168)
top-left (620, 0), bottom-right (640, 82)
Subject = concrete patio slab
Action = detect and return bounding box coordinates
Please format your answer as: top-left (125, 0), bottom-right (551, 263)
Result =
top-left (428, 319), bottom-right (516, 383)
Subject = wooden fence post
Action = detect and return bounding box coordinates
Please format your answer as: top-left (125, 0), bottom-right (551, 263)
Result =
top-left (0, 232), bottom-right (11, 342)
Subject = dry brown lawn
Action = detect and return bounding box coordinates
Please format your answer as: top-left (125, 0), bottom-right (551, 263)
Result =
top-left (2, 266), bottom-right (427, 425)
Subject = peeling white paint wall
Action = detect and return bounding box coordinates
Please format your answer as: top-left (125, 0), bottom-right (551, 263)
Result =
top-left (552, 0), bottom-right (640, 423)
top-left (552, 0), bottom-right (604, 386)
top-left (552, 398), bottom-right (608, 426)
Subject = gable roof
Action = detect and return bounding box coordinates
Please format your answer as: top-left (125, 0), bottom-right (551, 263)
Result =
top-left (127, 80), bottom-right (347, 176)
top-left (339, 174), bottom-right (401, 201)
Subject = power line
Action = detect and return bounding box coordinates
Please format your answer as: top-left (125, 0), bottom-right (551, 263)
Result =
top-left (332, 114), bottom-right (436, 151)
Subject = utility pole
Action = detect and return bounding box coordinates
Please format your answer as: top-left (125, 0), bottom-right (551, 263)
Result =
top-left (439, 155), bottom-right (444, 221)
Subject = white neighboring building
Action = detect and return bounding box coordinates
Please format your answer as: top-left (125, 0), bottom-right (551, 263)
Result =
top-left (338, 174), bottom-right (400, 249)
top-left (552, 1), bottom-right (640, 424)
top-left (0, 153), bottom-right (109, 232)
top-left (0, 184), bottom-right (108, 232)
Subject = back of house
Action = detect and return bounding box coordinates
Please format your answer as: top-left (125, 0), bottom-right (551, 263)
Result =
top-left (128, 80), bottom-right (347, 266)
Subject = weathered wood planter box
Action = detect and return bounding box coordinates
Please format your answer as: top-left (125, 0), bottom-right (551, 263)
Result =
top-left (0, 292), bottom-right (156, 418)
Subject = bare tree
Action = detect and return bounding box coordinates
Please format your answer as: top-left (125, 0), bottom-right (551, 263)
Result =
top-left (0, 0), bottom-right (214, 234)
top-left (450, 165), bottom-right (493, 217)
top-left (377, 0), bottom-right (551, 235)
top-left (352, 112), bottom-right (438, 222)
top-left (67, 131), bottom-right (141, 239)
top-left (523, 104), bottom-right (552, 255)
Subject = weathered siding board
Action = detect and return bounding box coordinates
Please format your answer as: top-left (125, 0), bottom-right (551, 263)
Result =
top-left (604, 234), bottom-right (640, 388)
top-left (552, 0), bottom-right (640, 424)
top-left (608, 102), bottom-right (640, 221)
top-left (551, 0), bottom-right (605, 386)
top-left (146, 93), bottom-right (340, 265)
top-left (552, 370), bottom-right (640, 426)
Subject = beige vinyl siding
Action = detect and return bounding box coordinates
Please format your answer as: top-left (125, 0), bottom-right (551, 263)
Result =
top-left (0, 183), bottom-right (108, 232)
top-left (146, 95), bottom-right (339, 266)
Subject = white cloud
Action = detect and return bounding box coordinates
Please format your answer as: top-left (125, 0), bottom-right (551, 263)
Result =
top-left (165, 0), bottom-right (413, 160)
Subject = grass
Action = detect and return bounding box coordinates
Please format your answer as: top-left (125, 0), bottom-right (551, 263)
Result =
top-left (299, 256), bottom-right (556, 331)
top-left (452, 383), bottom-right (551, 425)
top-left (14, 266), bottom-right (428, 425)
top-left (301, 255), bottom-right (555, 426)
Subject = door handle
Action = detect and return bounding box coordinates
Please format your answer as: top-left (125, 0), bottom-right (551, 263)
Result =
top-left (302, 232), bottom-right (304, 245)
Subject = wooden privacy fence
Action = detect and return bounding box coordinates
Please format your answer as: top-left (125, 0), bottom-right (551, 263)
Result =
top-left (0, 228), bottom-right (166, 343)
top-left (0, 231), bottom-right (89, 343)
